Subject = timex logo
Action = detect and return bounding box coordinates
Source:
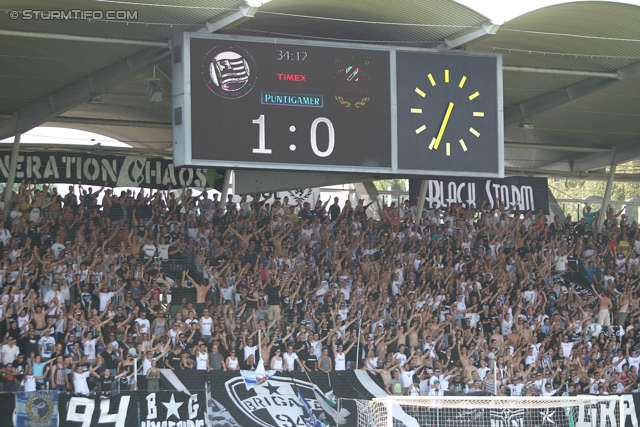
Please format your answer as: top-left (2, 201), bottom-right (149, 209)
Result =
top-left (277, 73), bottom-right (307, 82)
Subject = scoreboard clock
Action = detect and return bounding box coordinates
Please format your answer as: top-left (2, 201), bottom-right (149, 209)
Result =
top-left (172, 33), bottom-right (503, 178)
top-left (395, 51), bottom-right (503, 175)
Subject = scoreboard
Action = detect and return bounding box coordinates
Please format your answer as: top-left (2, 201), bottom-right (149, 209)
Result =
top-left (172, 33), bottom-right (504, 178)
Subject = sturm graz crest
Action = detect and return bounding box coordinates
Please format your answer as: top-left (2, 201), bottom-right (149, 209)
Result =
top-left (225, 376), bottom-right (326, 427)
top-left (202, 45), bottom-right (257, 99)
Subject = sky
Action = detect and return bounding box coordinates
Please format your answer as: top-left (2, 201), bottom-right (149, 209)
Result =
top-left (0, 127), bottom-right (130, 147)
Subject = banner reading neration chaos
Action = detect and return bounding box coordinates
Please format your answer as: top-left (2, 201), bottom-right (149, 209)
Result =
top-left (0, 151), bottom-right (225, 190)
top-left (409, 176), bottom-right (550, 214)
top-left (0, 371), bottom-right (639, 427)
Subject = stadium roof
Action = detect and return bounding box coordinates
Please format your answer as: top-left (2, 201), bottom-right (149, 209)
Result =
top-left (1, 0), bottom-right (640, 181)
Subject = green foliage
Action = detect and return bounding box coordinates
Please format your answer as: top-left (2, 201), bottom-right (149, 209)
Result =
top-left (373, 179), bottom-right (407, 191)
top-left (548, 160), bottom-right (640, 222)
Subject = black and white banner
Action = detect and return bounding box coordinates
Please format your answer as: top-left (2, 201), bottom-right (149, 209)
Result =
top-left (559, 272), bottom-right (598, 308)
top-left (170, 370), bottom-right (354, 427)
top-left (58, 393), bottom-right (135, 427)
top-left (140, 391), bottom-right (206, 427)
top-left (409, 176), bottom-right (550, 214)
top-left (166, 370), bottom-right (640, 427)
top-left (0, 373), bottom-right (638, 427)
top-left (0, 150), bottom-right (225, 190)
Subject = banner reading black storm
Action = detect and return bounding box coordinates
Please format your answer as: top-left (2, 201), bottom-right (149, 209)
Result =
top-left (409, 176), bottom-right (550, 214)
top-left (0, 151), bottom-right (225, 191)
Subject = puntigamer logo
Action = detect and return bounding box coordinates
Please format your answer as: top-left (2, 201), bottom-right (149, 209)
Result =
top-left (202, 45), bottom-right (257, 99)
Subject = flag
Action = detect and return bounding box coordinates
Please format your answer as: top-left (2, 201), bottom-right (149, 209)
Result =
top-left (214, 59), bottom-right (249, 86)
top-left (311, 388), bottom-right (350, 425)
top-left (297, 389), bottom-right (325, 427)
top-left (15, 391), bottom-right (59, 427)
top-left (303, 370), bottom-right (350, 425)
top-left (240, 359), bottom-right (276, 390)
top-left (204, 169), bottom-right (225, 191)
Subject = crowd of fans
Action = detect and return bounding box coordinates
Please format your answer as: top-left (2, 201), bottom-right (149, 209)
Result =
top-left (0, 180), bottom-right (639, 398)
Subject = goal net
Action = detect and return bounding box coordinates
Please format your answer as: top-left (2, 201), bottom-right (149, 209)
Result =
top-left (351, 395), bottom-right (625, 427)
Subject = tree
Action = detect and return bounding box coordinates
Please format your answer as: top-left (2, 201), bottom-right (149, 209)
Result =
top-left (548, 160), bottom-right (640, 223)
top-left (373, 179), bottom-right (407, 192)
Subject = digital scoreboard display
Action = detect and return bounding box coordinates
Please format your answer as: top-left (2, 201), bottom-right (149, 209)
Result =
top-left (183, 36), bottom-right (392, 171)
top-left (173, 33), bottom-right (504, 177)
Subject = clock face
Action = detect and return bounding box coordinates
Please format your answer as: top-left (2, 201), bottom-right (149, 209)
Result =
top-left (396, 51), bottom-right (502, 176)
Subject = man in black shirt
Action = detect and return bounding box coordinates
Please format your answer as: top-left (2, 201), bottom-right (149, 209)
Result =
top-left (98, 369), bottom-right (117, 396)
top-left (265, 279), bottom-right (281, 323)
top-left (102, 342), bottom-right (120, 371)
top-left (176, 333), bottom-right (188, 352)
top-left (451, 373), bottom-right (466, 393)
top-left (328, 197), bottom-right (341, 222)
top-left (113, 307), bottom-right (128, 336)
top-left (185, 324), bottom-right (202, 353)
top-left (21, 329), bottom-right (39, 359)
top-left (165, 347), bottom-right (184, 370)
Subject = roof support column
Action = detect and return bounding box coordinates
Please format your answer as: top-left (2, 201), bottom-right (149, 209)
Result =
top-left (219, 170), bottom-right (232, 209)
top-left (416, 180), bottom-right (429, 224)
top-left (596, 148), bottom-right (617, 234)
top-left (354, 181), bottom-right (380, 220)
top-left (3, 133), bottom-right (21, 220)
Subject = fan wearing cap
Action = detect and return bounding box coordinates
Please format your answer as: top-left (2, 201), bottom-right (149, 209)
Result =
top-left (427, 375), bottom-right (442, 396)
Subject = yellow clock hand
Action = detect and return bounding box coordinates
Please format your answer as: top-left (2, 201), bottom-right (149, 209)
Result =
top-left (432, 102), bottom-right (455, 150)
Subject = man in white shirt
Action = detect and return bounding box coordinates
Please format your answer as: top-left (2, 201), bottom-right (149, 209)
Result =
top-left (142, 237), bottom-right (157, 261)
top-left (38, 328), bottom-right (56, 360)
top-left (627, 348), bottom-right (640, 372)
top-left (560, 335), bottom-right (574, 359)
top-left (1, 336), bottom-right (20, 364)
top-left (96, 284), bottom-right (115, 313)
top-left (507, 377), bottom-right (524, 396)
top-left (588, 371), bottom-right (605, 394)
top-left (394, 345), bottom-right (407, 368)
top-left (44, 283), bottom-right (65, 315)
top-left (524, 348), bottom-right (537, 367)
top-left (283, 345), bottom-right (300, 371)
top-left (612, 349), bottom-right (627, 372)
top-left (400, 363), bottom-right (415, 392)
top-left (477, 359), bottom-right (490, 380)
top-left (73, 366), bottom-right (91, 395)
top-left (523, 283), bottom-right (537, 307)
top-left (50, 238), bottom-right (66, 260)
top-left (0, 223), bottom-right (11, 246)
top-left (135, 312), bottom-right (151, 335)
top-left (83, 331), bottom-right (98, 362)
top-left (541, 382), bottom-right (559, 396)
